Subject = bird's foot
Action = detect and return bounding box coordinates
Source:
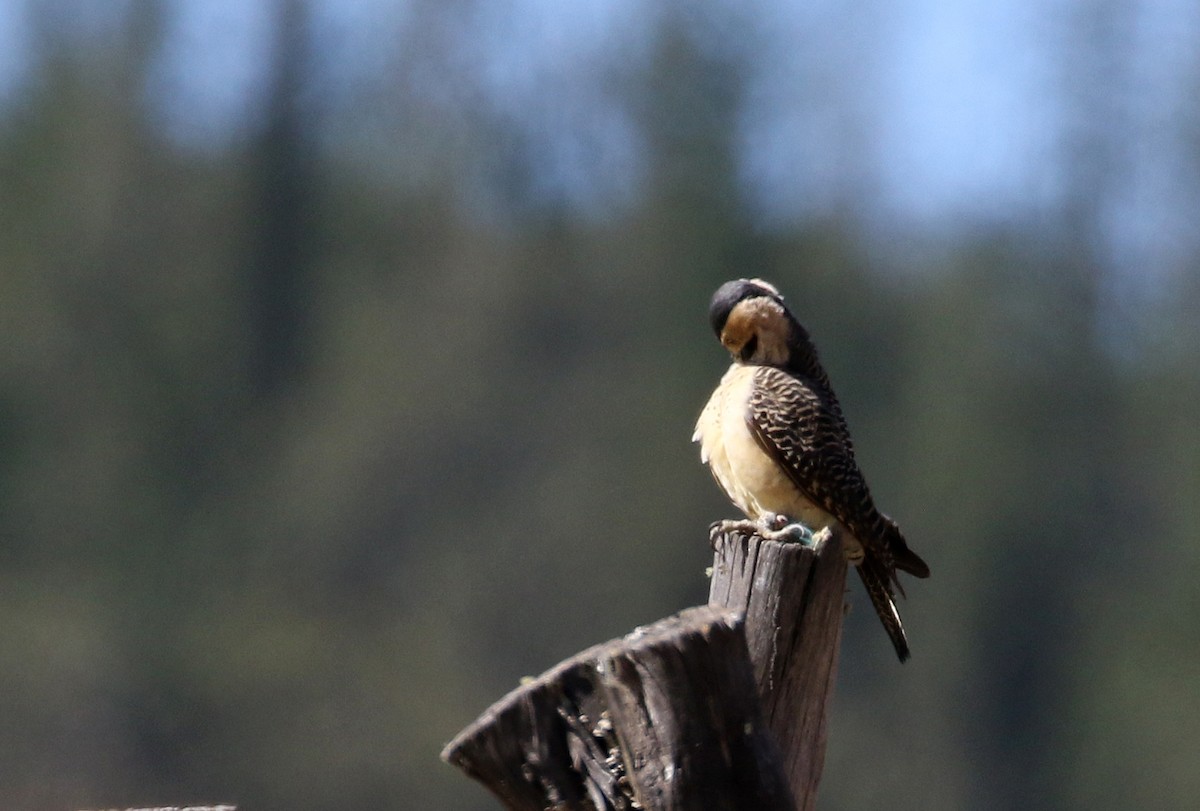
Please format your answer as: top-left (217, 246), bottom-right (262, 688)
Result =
top-left (710, 518), bottom-right (760, 548)
top-left (757, 513), bottom-right (816, 547)
top-left (710, 514), bottom-right (823, 549)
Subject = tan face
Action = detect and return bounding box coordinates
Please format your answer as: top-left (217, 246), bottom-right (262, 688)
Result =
top-left (720, 296), bottom-right (791, 366)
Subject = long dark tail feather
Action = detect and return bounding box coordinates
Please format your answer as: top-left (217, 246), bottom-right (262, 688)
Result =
top-left (881, 517), bottom-right (931, 579)
top-left (856, 557), bottom-right (911, 662)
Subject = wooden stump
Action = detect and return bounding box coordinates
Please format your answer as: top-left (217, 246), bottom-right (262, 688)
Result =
top-left (708, 526), bottom-right (849, 811)
top-left (442, 606), bottom-right (796, 811)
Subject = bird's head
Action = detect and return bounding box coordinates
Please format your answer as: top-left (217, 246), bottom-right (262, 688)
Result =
top-left (708, 278), bottom-right (797, 367)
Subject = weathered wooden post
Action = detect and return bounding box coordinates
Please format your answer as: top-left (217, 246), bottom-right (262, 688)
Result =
top-left (707, 525), bottom-right (848, 811)
top-left (443, 524), bottom-right (849, 810)
top-left (442, 607), bottom-right (796, 810)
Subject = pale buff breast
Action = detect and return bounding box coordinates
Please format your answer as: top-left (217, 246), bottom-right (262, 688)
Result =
top-left (693, 364), bottom-right (835, 529)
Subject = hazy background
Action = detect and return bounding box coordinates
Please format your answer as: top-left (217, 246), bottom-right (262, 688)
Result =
top-left (1, 1), bottom-right (1198, 809)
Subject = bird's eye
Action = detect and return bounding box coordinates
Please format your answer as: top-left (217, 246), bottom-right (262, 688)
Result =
top-left (740, 334), bottom-right (758, 361)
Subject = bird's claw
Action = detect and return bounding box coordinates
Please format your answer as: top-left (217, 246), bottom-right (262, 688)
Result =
top-left (709, 514), bottom-right (820, 549)
top-left (758, 517), bottom-right (815, 547)
top-left (710, 518), bottom-right (758, 549)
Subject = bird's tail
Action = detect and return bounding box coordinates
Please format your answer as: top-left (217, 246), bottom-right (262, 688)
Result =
top-left (856, 557), bottom-right (911, 662)
top-left (882, 517), bottom-right (930, 580)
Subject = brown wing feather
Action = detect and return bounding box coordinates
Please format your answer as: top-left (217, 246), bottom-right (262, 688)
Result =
top-left (745, 365), bottom-right (926, 661)
top-left (745, 366), bottom-right (878, 542)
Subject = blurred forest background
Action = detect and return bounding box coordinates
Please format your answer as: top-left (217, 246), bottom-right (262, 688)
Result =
top-left (0, 0), bottom-right (1198, 809)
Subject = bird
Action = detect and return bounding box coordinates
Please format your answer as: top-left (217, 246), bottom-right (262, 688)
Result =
top-left (693, 278), bottom-right (930, 661)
